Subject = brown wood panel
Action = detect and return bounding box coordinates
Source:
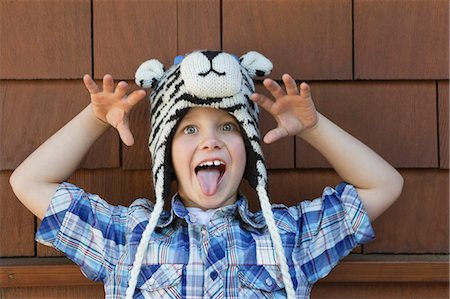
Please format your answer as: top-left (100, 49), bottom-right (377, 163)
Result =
top-left (256, 84), bottom-right (295, 169)
top-left (0, 80), bottom-right (119, 170)
top-left (240, 169), bottom-right (341, 209)
top-left (354, 0), bottom-right (449, 80)
top-left (312, 282), bottom-right (449, 299)
top-left (438, 81), bottom-right (449, 169)
top-left (222, 0), bottom-right (352, 80)
top-left (122, 85), bottom-right (151, 170)
top-left (365, 170), bottom-right (449, 254)
top-left (296, 81), bottom-right (438, 168)
top-left (0, 286), bottom-right (104, 299)
top-left (37, 169), bottom-right (154, 256)
top-left (0, 0), bottom-right (91, 79)
top-left (177, 0), bottom-right (221, 54)
top-left (2, 257), bottom-right (447, 287)
top-left (0, 171), bottom-right (34, 257)
top-left (93, 0), bottom-right (177, 80)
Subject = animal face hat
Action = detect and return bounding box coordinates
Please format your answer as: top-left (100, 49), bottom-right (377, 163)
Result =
top-left (126, 50), bottom-right (295, 299)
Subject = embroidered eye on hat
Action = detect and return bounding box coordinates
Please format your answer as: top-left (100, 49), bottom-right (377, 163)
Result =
top-left (126, 50), bottom-right (295, 299)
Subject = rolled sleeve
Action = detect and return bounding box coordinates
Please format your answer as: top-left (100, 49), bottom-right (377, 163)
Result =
top-left (36, 182), bottom-right (129, 282)
top-left (297, 182), bottom-right (375, 284)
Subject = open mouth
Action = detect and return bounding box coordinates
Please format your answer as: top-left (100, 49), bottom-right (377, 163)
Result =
top-left (195, 160), bottom-right (226, 196)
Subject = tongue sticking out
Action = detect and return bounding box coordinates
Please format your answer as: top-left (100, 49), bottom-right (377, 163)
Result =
top-left (197, 169), bottom-right (221, 196)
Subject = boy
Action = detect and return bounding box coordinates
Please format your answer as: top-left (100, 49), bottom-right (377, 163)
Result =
top-left (10, 50), bottom-right (403, 298)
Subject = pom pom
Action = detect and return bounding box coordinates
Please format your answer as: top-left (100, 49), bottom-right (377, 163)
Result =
top-left (135, 59), bottom-right (165, 88)
top-left (240, 51), bottom-right (273, 78)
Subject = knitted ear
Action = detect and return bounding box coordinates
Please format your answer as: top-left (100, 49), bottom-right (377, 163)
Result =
top-left (239, 51), bottom-right (273, 78)
top-left (135, 59), bottom-right (165, 88)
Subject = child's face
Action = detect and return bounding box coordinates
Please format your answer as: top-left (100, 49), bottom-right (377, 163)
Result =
top-left (171, 107), bottom-right (247, 210)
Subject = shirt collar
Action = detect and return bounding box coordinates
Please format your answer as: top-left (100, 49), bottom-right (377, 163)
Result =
top-left (156, 193), bottom-right (266, 230)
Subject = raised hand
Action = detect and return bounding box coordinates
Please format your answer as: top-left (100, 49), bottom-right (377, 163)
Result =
top-left (251, 74), bottom-right (319, 144)
top-left (83, 74), bottom-right (147, 146)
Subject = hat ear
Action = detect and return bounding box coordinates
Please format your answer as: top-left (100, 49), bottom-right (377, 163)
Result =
top-left (239, 51), bottom-right (273, 78)
top-left (135, 59), bottom-right (165, 88)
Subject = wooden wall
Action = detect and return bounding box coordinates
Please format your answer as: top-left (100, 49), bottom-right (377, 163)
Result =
top-left (1, 0), bottom-right (448, 298)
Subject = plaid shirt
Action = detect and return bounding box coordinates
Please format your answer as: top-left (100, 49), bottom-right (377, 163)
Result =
top-left (36, 182), bottom-right (374, 298)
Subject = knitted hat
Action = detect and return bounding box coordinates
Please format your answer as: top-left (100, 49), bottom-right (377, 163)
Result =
top-left (126, 50), bottom-right (295, 298)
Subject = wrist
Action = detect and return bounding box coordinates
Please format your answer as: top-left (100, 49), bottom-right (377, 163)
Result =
top-left (86, 104), bottom-right (110, 129)
top-left (298, 113), bottom-right (324, 140)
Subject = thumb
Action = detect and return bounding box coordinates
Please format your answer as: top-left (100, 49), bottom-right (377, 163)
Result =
top-left (263, 127), bottom-right (289, 144)
top-left (117, 120), bottom-right (135, 146)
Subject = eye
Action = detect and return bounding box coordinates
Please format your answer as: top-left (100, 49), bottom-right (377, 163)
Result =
top-left (183, 125), bottom-right (198, 135)
top-left (221, 122), bottom-right (236, 132)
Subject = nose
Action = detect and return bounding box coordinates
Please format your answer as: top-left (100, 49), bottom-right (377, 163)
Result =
top-left (201, 51), bottom-right (222, 62)
top-left (199, 129), bottom-right (224, 150)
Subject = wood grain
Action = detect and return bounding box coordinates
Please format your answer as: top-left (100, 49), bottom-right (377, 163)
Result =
top-left (354, 0), bottom-right (449, 79)
top-left (93, 0), bottom-right (177, 80)
top-left (223, 0), bottom-right (353, 80)
top-left (365, 170), bottom-right (449, 253)
top-left (0, 0), bottom-right (91, 79)
top-left (296, 81), bottom-right (438, 168)
top-left (438, 81), bottom-right (449, 169)
top-left (0, 171), bottom-right (35, 257)
top-left (0, 80), bottom-right (119, 170)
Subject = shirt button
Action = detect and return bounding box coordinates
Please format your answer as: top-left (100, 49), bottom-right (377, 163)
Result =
top-left (210, 270), bottom-right (218, 281)
top-left (148, 277), bottom-right (156, 285)
top-left (265, 278), bottom-right (273, 287)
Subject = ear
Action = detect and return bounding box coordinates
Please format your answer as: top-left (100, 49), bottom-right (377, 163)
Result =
top-left (239, 51), bottom-right (273, 78)
top-left (135, 59), bottom-right (165, 88)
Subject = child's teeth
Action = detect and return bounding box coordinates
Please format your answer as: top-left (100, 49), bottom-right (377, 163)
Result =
top-left (213, 160), bottom-right (221, 166)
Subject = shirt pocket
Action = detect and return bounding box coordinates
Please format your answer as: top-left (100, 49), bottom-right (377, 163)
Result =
top-left (136, 264), bottom-right (183, 297)
top-left (238, 265), bottom-right (285, 298)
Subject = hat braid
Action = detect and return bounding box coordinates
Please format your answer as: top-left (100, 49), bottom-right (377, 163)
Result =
top-left (125, 198), bottom-right (164, 299)
top-left (257, 183), bottom-right (296, 298)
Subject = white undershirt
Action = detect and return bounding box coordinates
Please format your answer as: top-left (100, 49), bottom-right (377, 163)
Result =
top-left (186, 207), bottom-right (219, 228)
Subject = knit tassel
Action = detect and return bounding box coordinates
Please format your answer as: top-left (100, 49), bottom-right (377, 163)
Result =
top-left (257, 184), bottom-right (296, 299)
top-left (125, 198), bottom-right (165, 299)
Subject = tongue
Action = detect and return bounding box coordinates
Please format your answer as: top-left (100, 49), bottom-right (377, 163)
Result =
top-left (197, 169), bottom-right (221, 196)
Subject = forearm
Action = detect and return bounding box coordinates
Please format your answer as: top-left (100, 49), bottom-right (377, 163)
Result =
top-left (10, 104), bottom-right (110, 218)
top-left (299, 113), bottom-right (403, 220)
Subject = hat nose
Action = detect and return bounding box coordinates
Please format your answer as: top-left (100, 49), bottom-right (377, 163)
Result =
top-left (201, 51), bottom-right (222, 62)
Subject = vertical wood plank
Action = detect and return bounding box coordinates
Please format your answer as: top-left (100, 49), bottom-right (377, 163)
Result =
top-left (365, 170), bottom-right (449, 253)
top-left (0, 171), bottom-right (35, 257)
top-left (93, 0), bottom-right (177, 80)
top-left (0, 80), bottom-right (119, 170)
top-left (177, 0), bottom-right (221, 54)
top-left (354, 0), bottom-right (449, 79)
top-left (438, 81), bottom-right (449, 169)
top-left (296, 81), bottom-right (438, 168)
top-left (223, 0), bottom-right (352, 80)
top-left (0, 0), bottom-right (91, 79)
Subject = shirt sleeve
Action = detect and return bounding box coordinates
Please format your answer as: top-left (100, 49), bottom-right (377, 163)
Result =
top-left (35, 182), bottom-right (129, 282)
top-left (296, 182), bottom-right (375, 284)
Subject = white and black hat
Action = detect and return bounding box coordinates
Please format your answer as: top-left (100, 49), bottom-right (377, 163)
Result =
top-left (126, 50), bottom-right (295, 298)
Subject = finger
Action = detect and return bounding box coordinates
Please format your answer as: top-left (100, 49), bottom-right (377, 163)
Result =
top-left (251, 93), bottom-right (275, 113)
top-left (263, 127), bottom-right (289, 144)
top-left (115, 81), bottom-right (129, 99)
top-left (263, 78), bottom-right (286, 99)
top-left (299, 82), bottom-right (311, 98)
top-left (117, 121), bottom-right (134, 146)
top-left (83, 74), bottom-right (99, 94)
top-left (282, 74), bottom-right (299, 96)
top-left (103, 74), bottom-right (114, 93)
top-left (127, 89), bottom-right (147, 106)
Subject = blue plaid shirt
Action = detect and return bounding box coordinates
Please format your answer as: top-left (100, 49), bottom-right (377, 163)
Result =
top-left (36, 182), bottom-right (374, 298)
